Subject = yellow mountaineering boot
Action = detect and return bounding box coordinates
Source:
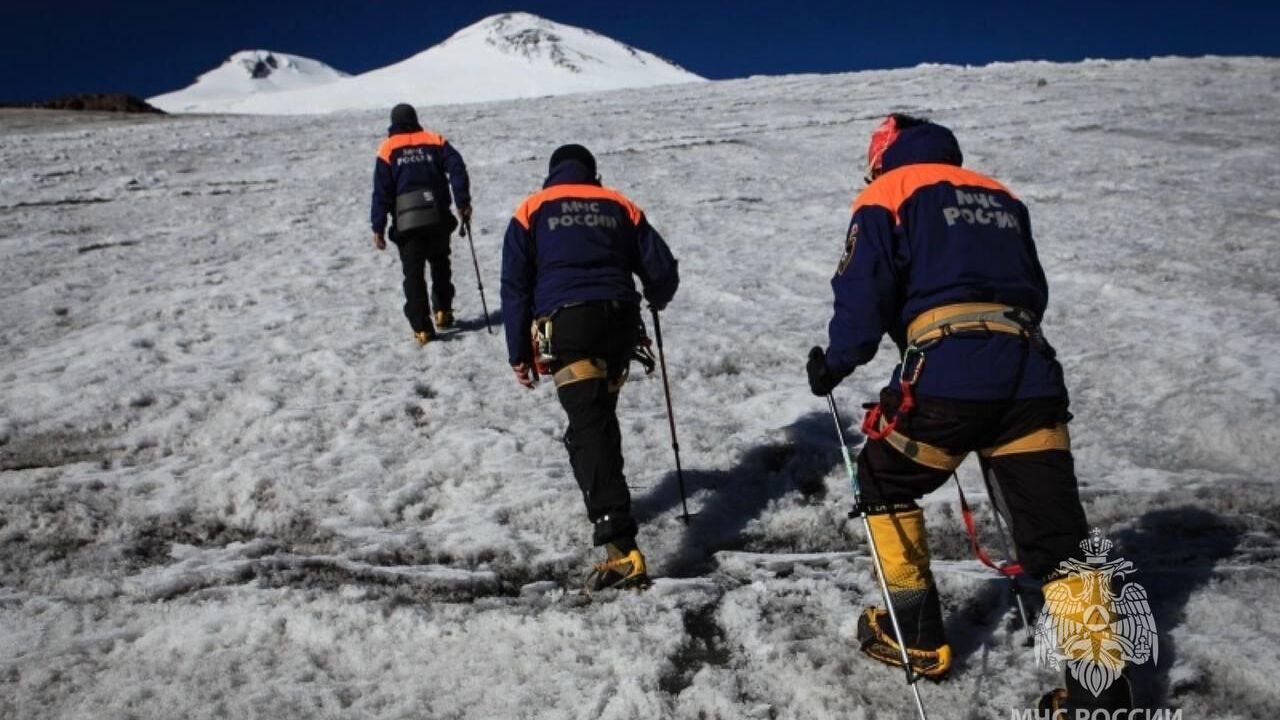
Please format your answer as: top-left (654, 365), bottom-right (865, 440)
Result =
top-left (856, 506), bottom-right (952, 679)
top-left (414, 330), bottom-right (433, 346)
top-left (434, 310), bottom-right (455, 329)
top-left (584, 542), bottom-right (650, 596)
top-left (857, 607), bottom-right (953, 679)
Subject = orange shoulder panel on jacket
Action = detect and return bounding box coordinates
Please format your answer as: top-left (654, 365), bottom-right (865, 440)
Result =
top-left (512, 184), bottom-right (643, 230)
top-left (377, 130), bottom-right (448, 163)
top-left (850, 164), bottom-right (1016, 223)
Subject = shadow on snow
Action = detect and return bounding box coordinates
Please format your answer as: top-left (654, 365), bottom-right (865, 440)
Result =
top-left (633, 410), bottom-right (850, 578)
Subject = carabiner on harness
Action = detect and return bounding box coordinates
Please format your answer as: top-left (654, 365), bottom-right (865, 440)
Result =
top-left (861, 344), bottom-right (926, 441)
top-left (531, 317), bottom-right (555, 376)
top-left (900, 344), bottom-right (926, 385)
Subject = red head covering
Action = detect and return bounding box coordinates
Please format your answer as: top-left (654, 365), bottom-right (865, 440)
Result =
top-left (865, 115), bottom-right (901, 182)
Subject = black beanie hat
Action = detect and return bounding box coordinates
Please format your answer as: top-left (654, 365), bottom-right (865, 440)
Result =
top-left (549, 144), bottom-right (596, 176)
top-left (390, 103), bottom-right (419, 126)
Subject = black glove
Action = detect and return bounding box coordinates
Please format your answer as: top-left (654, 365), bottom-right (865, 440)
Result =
top-left (807, 346), bottom-right (840, 396)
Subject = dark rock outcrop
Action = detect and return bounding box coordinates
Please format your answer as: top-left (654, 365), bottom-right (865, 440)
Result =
top-left (247, 53), bottom-right (281, 79)
top-left (8, 94), bottom-right (165, 114)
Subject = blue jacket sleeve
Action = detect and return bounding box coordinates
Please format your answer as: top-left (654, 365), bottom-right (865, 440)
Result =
top-left (442, 141), bottom-right (471, 210)
top-left (633, 214), bottom-right (679, 309)
top-left (825, 206), bottom-right (902, 378)
top-left (501, 218), bottom-right (536, 365)
top-left (371, 157), bottom-right (394, 234)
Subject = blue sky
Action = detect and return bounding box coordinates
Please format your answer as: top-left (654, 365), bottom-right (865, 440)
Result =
top-left (1, 0), bottom-right (1276, 102)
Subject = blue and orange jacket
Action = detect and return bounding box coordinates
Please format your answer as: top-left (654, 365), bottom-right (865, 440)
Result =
top-left (501, 160), bottom-right (679, 365)
top-left (826, 123), bottom-right (1065, 399)
top-left (370, 122), bottom-right (470, 235)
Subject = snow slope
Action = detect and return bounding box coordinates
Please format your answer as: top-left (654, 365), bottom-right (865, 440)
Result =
top-left (3, 56), bottom-right (1280, 719)
top-left (149, 13), bottom-right (704, 115)
top-left (149, 50), bottom-right (349, 113)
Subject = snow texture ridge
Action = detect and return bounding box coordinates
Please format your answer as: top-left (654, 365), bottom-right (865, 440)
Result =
top-left (3, 55), bottom-right (1280, 719)
top-left (148, 13), bottom-right (704, 115)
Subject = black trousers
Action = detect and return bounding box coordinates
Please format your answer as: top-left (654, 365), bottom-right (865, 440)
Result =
top-left (393, 226), bottom-right (454, 333)
top-left (858, 389), bottom-right (1089, 581)
top-left (549, 302), bottom-right (641, 547)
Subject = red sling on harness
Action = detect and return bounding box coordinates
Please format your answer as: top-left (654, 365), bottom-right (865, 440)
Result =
top-left (858, 342), bottom-right (1024, 578)
top-left (955, 476), bottom-right (1023, 577)
top-left (860, 346), bottom-right (923, 441)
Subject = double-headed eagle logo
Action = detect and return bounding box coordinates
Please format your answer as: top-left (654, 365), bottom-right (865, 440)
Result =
top-left (1034, 529), bottom-right (1158, 696)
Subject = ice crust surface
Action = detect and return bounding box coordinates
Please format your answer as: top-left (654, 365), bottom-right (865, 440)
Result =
top-left (3, 56), bottom-right (1280, 719)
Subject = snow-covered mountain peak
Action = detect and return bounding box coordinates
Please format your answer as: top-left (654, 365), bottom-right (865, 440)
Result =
top-left (150, 13), bottom-right (703, 114)
top-left (445, 12), bottom-right (644, 74)
top-left (149, 50), bottom-right (348, 112)
top-left (190, 50), bottom-right (347, 87)
top-left (224, 50), bottom-right (334, 81)
top-left (450, 12), bottom-right (583, 43)
top-left (483, 14), bottom-right (587, 70)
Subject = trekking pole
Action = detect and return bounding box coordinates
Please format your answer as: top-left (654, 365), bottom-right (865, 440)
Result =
top-left (976, 457), bottom-right (1034, 645)
top-left (827, 394), bottom-right (929, 720)
top-left (460, 219), bottom-right (492, 334)
top-left (651, 308), bottom-right (691, 524)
